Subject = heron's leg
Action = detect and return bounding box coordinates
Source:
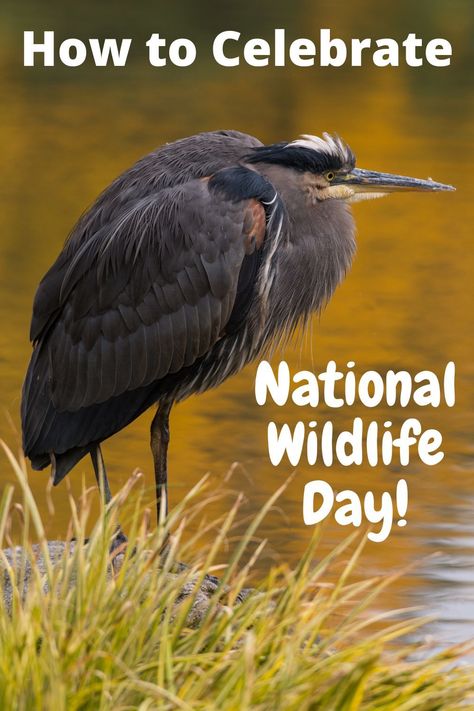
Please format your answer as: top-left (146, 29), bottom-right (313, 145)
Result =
top-left (91, 444), bottom-right (127, 553)
top-left (91, 444), bottom-right (112, 505)
top-left (150, 400), bottom-right (172, 526)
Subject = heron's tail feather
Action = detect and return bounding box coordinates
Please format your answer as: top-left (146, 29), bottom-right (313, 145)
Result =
top-left (50, 447), bottom-right (91, 485)
top-left (21, 340), bottom-right (159, 485)
top-left (21, 343), bottom-right (52, 461)
top-left (28, 446), bottom-right (90, 486)
top-left (21, 343), bottom-right (91, 482)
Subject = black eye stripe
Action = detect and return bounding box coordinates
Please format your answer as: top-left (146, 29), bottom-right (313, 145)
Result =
top-left (246, 144), bottom-right (356, 174)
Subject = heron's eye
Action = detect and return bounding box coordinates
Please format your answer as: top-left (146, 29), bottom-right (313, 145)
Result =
top-left (325, 171), bottom-right (335, 182)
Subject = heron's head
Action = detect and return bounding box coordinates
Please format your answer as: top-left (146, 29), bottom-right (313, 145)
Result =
top-left (247, 133), bottom-right (455, 203)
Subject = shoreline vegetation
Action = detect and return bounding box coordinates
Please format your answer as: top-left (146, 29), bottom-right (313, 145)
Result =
top-left (0, 443), bottom-right (473, 710)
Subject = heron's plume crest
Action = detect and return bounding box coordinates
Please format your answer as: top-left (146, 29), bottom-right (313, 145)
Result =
top-left (290, 133), bottom-right (355, 168)
top-left (246, 132), bottom-right (355, 174)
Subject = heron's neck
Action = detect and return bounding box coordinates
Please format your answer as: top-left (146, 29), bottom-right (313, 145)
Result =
top-left (252, 165), bottom-right (356, 345)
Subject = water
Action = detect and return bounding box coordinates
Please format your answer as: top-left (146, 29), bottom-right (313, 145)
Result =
top-left (1, 0), bottom-right (473, 649)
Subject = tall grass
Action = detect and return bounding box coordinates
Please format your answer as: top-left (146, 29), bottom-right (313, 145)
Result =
top-left (0, 442), bottom-right (473, 710)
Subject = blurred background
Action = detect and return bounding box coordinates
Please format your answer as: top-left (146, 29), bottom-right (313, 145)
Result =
top-left (0, 0), bottom-right (473, 649)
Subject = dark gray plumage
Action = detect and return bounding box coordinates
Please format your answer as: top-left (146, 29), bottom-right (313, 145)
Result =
top-left (21, 129), bottom-right (454, 525)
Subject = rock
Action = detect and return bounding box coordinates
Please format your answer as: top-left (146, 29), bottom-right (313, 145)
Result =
top-left (1, 540), bottom-right (253, 626)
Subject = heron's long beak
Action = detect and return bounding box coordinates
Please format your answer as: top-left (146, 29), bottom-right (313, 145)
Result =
top-left (342, 168), bottom-right (455, 194)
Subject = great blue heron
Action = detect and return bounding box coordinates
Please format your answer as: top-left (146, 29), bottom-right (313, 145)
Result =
top-left (21, 130), bottom-right (453, 532)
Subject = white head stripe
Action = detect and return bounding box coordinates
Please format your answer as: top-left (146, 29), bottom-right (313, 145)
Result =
top-left (289, 132), bottom-right (354, 165)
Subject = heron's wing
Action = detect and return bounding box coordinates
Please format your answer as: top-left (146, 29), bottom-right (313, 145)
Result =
top-left (32, 176), bottom-right (268, 412)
